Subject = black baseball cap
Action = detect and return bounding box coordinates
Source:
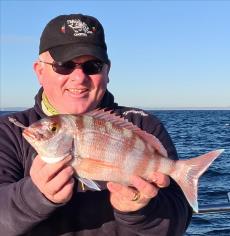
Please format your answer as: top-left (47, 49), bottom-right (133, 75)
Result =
top-left (39, 14), bottom-right (109, 63)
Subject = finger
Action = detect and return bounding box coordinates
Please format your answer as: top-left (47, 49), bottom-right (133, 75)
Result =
top-left (30, 155), bottom-right (72, 180)
top-left (30, 155), bottom-right (48, 180)
top-left (131, 176), bottom-right (159, 199)
top-left (150, 172), bottom-right (170, 188)
top-left (39, 156), bottom-right (73, 182)
top-left (30, 155), bottom-right (46, 173)
top-left (107, 182), bottom-right (137, 201)
top-left (51, 178), bottom-right (75, 203)
top-left (45, 165), bottom-right (74, 195)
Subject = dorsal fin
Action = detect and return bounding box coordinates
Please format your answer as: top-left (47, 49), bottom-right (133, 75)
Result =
top-left (85, 109), bottom-right (168, 158)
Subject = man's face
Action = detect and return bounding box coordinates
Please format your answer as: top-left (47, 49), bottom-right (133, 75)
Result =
top-left (34, 52), bottom-right (110, 114)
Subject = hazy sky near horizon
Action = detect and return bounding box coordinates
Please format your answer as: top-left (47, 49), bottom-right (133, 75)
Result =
top-left (1, 0), bottom-right (230, 109)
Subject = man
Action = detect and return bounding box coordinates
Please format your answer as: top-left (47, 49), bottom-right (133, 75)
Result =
top-left (0, 14), bottom-right (192, 235)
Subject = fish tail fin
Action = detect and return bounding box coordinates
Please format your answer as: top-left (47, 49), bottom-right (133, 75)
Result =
top-left (171, 149), bottom-right (224, 213)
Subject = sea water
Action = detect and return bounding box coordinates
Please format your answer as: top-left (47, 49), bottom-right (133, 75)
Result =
top-left (151, 110), bottom-right (230, 236)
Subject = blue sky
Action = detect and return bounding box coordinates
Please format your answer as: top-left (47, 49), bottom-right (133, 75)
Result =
top-left (0, 0), bottom-right (230, 109)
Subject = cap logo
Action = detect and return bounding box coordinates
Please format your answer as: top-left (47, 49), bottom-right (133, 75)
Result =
top-left (63, 19), bottom-right (94, 37)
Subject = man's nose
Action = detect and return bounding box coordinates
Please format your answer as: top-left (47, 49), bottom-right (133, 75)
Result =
top-left (69, 68), bottom-right (89, 82)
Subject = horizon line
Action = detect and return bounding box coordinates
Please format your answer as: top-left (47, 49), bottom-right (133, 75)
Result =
top-left (1, 106), bottom-right (230, 111)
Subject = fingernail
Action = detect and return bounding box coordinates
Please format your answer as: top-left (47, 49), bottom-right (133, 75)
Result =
top-left (66, 155), bottom-right (72, 161)
top-left (107, 182), bottom-right (114, 192)
top-left (66, 166), bottom-right (74, 174)
top-left (151, 174), bottom-right (158, 183)
top-left (107, 182), bottom-right (120, 192)
top-left (157, 184), bottom-right (164, 188)
top-left (70, 178), bottom-right (75, 184)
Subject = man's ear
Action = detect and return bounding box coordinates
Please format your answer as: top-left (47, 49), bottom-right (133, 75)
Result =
top-left (33, 60), bottom-right (44, 86)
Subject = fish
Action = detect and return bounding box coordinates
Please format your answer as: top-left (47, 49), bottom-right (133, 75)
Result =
top-left (9, 110), bottom-right (224, 212)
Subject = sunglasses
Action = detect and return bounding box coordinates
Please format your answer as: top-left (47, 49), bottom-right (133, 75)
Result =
top-left (39, 59), bottom-right (104, 75)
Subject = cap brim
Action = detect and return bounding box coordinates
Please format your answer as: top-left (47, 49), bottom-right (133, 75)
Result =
top-left (49, 44), bottom-right (109, 63)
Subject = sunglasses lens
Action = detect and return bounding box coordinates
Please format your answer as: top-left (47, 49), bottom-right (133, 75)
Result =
top-left (53, 61), bottom-right (76, 75)
top-left (52, 60), bottom-right (103, 75)
top-left (82, 60), bottom-right (103, 75)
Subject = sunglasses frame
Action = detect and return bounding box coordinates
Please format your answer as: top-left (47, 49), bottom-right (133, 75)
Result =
top-left (39, 59), bottom-right (104, 75)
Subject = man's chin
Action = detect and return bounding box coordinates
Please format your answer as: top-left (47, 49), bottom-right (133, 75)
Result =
top-left (59, 103), bottom-right (96, 115)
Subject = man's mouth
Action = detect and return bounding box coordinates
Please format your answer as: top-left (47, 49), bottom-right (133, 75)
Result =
top-left (67, 88), bottom-right (88, 94)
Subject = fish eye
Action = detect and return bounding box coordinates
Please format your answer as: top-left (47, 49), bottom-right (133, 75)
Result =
top-left (49, 123), bottom-right (58, 132)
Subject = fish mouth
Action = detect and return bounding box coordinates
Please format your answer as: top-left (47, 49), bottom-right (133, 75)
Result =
top-left (23, 129), bottom-right (38, 142)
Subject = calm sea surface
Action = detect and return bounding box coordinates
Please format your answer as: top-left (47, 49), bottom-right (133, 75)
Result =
top-left (150, 110), bottom-right (230, 236)
top-left (1, 110), bottom-right (230, 235)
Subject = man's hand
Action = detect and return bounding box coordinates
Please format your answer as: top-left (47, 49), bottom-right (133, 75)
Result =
top-left (107, 173), bottom-right (170, 212)
top-left (30, 155), bottom-right (75, 204)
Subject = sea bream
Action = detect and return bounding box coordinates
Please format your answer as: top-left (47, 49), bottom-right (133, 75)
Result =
top-left (9, 110), bottom-right (224, 212)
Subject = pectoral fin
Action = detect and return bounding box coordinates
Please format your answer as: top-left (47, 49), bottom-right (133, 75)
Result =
top-left (78, 177), bottom-right (101, 191)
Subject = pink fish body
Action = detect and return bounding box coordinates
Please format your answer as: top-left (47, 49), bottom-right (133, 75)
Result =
top-left (20, 110), bottom-right (224, 212)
